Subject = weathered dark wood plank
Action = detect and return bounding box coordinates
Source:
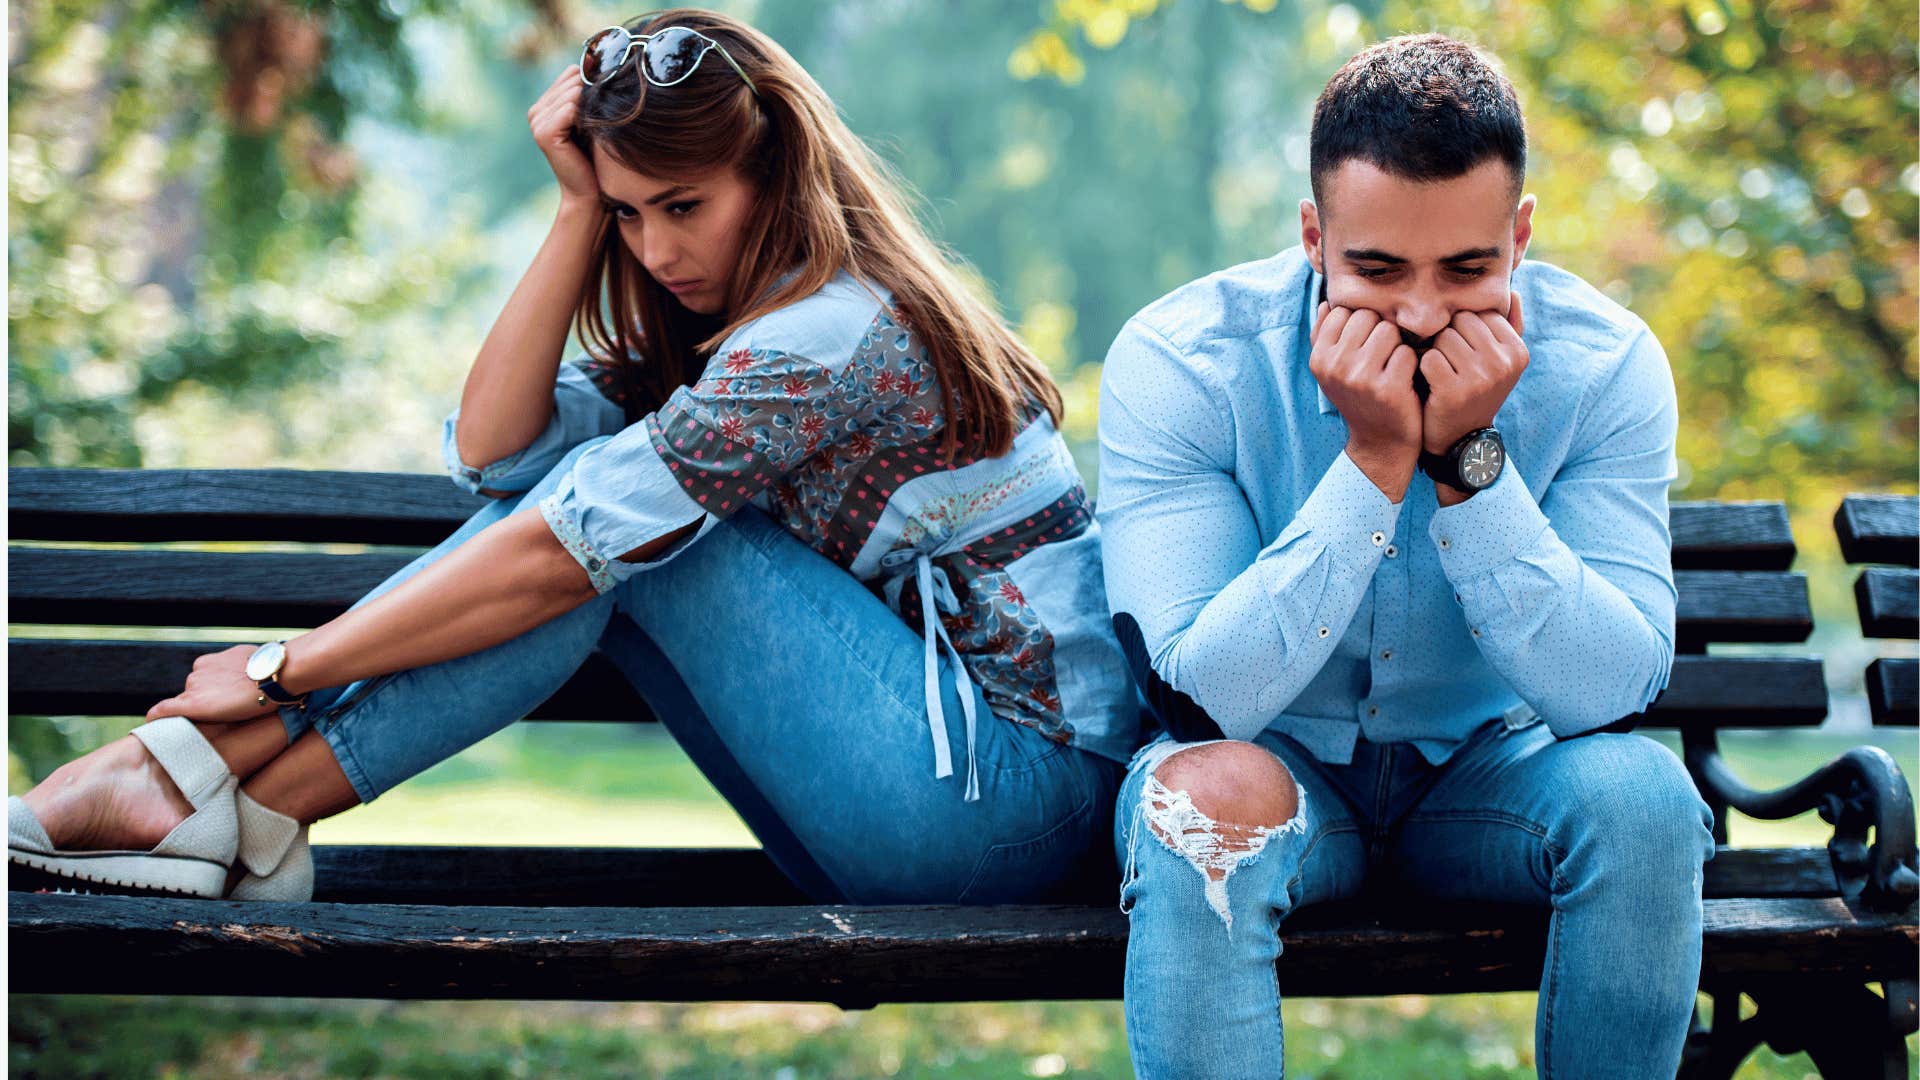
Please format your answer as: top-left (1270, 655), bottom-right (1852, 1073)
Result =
top-left (1635, 656), bottom-right (1827, 729)
top-left (288, 845), bottom-right (1844, 908)
top-left (1670, 501), bottom-right (1796, 571)
top-left (7, 894), bottom-right (1911, 1002)
top-left (10, 471), bottom-right (1796, 568)
top-left (9, 469), bottom-right (487, 545)
top-left (1836, 494), bottom-right (1920, 568)
top-left (1867, 658), bottom-right (1918, 727)
top-left (9, 549), bottom-right (416, 628)
top-left (10, 550), bottom-right (1814, 645)
top-left (6, 643), bottom-right (1826, 732)
top-left (1855, 567), bottom-right (1920, 639)
top-left (1672, 570), bottom-right (1812, 648)
top-left (306, 846), bottom-right (813, 907)
top-left (6, 640), bottom-right (653, 723)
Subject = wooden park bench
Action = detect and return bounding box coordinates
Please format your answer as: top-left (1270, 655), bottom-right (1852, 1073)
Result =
top-left (8, 468), bottom-right (1917, 1077)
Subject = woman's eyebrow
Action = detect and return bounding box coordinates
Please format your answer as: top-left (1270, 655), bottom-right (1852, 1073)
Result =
top-left (641, 184), bottom-right (695, 206)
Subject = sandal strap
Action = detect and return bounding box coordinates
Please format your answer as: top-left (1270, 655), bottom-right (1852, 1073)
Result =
top-left (130, 716), bottom-right (232, 810)
top-left (235, 788), bottom-right (302, 877)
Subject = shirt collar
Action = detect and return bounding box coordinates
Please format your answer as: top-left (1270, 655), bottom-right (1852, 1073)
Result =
top-left (1305, 263), bottom-right (1336, 415)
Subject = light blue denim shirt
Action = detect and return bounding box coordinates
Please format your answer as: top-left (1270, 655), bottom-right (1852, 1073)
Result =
top-left (1097, 246), bottom-right (1679, 765)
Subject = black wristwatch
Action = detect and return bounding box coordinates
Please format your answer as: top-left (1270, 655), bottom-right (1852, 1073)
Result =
top-left (245, 640), bottom-right (307, 708)
top-left (1420, 428), bottom-right (1505, 493)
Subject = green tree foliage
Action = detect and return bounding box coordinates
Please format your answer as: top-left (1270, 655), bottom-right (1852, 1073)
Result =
top-left (7, 0), bottom-right (509, 467)
top-left (1020, 0), bottom-right (1917, 509)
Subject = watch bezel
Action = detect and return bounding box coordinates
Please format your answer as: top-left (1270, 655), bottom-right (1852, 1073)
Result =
top-left (1452, 429), bottom-right (1505, 492)
top-left (245, 640), bottom-right (287, 682)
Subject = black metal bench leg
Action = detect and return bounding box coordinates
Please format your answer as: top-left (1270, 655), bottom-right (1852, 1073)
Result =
top-left (1682, 978), bottom-right (1914, 1080)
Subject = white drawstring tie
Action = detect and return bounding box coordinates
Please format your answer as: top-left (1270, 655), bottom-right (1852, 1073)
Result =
top-left (879, 548), bottom-right (981, 802)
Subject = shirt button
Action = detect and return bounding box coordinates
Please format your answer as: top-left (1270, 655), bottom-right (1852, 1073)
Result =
top-left (1439, 537), bottom-right (1452, 551)
top-left (1384, 544), bottom-right (1398, 559)
top-left (585, 557), bottom-right (604, 572)
top-left (1380, 649), bottom-right (1393, 661)
top-left (1471, 627), bottom-right (1481, 638)
top-left (1368, 705), bottom-right (1381, 718)
top-left (1317, 626), bottom-right (1331, 638)
top-left (1371, 531), bottom-right (1386, 546)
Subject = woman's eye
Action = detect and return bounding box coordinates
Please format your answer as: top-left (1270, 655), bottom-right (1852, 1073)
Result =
top-left (611, 204), bottom-right (637, 222)
top-left (666, 200), bottom-right (701, 217)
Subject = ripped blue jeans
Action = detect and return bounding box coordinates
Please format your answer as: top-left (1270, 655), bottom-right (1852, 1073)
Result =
top-left (1114, 718), bottom-right (1716, 1079)
top-left (280, 438), bottom-right (1122, 904)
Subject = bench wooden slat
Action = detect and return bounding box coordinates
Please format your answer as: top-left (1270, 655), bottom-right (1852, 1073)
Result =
top-left (1670, 501), bottom-right (1796, 571)
top-left (1868, 658), bottom-right (1918, 727)
top-left (5, 643), bottom-right (1826, 729)
top-left (286, 845), bottom-right (1848, 907)
top-left (9, 469), bottom-right (1797, 568)
top-left (1836, 494), bottom-right (1920, 568)
top-left (9, 549), bottom-right (1812, 643)
top-left (5, 639), bottom-right (653, 722)
top-left (1855, 567), bottom-right (1920, 639)
top-left (9, 549), bottom-right (416, 628)
top-left (7, 892), bottom-right (1910, 1002)
top-left (7, 469), bottom-right (486, 546)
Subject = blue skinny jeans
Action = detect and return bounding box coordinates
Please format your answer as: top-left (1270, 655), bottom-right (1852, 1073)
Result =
top-left (282, 438), bottom-right (1122, 904)
top-left (1114, 716), bottom-right (1716, 1079)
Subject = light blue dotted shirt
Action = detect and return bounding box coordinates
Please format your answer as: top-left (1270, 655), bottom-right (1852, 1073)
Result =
top-left (1097, 246), bottom-right (1680, 765)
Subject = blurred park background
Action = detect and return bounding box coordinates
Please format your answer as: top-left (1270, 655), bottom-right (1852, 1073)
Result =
top-left (8, 0), bottom-right (1917, 1075)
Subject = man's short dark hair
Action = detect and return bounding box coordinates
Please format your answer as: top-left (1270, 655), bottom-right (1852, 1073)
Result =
top-left (1309, 34), bottom-right (1526, 214)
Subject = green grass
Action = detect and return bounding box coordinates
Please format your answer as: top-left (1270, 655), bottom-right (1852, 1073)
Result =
top-left (9, 725), bottom-right (1918, 1077)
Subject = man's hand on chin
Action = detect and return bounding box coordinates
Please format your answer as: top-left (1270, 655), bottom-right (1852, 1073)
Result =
top-left (1420, 292), bottom-right (1528, 505)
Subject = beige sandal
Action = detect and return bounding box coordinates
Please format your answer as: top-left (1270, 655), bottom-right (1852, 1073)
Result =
top-left (8, 716), bottom-right (238, 898)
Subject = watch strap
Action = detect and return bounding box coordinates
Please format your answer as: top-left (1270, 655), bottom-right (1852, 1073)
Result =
top-left (256, 676), bottom-right (305, 707)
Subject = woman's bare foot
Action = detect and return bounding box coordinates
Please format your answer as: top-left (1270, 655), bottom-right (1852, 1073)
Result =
top-left (19, 734), bottom-right (195, 851)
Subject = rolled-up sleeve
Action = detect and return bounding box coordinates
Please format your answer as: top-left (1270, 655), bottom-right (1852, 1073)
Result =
top-left (540, 345), bottom-right (898, 593)
top-left (443, 359), bottom-right (628, 496)
top-left (1098, 318), bottom-right (1401, 743)
top-left (1430, 327), bottom-right (1679, 737)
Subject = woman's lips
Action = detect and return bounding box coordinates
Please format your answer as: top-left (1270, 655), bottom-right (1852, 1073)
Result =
top-left (660, 278), bottom-right (702, 295)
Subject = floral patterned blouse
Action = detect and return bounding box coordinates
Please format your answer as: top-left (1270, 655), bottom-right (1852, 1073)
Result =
top-left (443, 271), bottom-right (1142, 793)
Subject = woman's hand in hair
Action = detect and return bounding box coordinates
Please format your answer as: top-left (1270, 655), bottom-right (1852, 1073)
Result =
top-left (529, 65), bottom-right (601, 210)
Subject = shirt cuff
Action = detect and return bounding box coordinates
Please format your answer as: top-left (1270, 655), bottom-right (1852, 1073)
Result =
top-left (1288, 450), bottom-right (1405, 566)
top-left (1429, 461), bottom-right (1550, 580)
top-left (441, 411), bottom-right (530, 495)
top-left (537, 445), bottom-right (717, 594)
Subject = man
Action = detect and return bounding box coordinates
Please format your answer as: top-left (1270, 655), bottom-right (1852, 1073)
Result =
top-left (1097, 33), bottom-right (1715, 1079)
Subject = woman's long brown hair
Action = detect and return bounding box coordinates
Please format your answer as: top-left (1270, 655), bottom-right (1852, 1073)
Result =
top-left (572, 8), bottom-right (1061, 462)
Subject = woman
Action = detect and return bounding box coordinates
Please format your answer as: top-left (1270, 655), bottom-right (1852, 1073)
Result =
top-left (9, 9), bottom-right (1142, 904)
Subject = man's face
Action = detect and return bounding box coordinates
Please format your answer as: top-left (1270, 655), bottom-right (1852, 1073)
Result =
top-left (1300, 158), bottom-right (1534, 349)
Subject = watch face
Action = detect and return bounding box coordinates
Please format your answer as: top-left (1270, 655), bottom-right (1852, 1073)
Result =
top-left (245, 640), bottom-right (285, 682)
top-left (1459, 434), bottom-right (1505, 490)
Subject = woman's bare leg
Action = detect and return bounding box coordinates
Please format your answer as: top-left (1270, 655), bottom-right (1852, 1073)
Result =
top-left (17, 714), bottom-right (311, 853)
top-left (238, 731), bottom-right (360, 824)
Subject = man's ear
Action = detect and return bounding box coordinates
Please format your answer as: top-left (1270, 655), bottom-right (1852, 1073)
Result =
top-left (1300, 199), bottom-right (1325, 275)
top-left (1511, 193), bottom-right (1536, 267)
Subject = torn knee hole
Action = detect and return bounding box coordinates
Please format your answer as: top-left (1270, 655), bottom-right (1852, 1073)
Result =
top-left (1133, 743), bottom-right (1307, 930)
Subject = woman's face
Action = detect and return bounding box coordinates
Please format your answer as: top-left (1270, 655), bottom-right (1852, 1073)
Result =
top-left (591, 143), bottom-right (757, 317)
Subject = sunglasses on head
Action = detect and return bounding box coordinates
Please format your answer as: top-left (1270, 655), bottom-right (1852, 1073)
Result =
top-left (579, 25), bottom-right (757, 94)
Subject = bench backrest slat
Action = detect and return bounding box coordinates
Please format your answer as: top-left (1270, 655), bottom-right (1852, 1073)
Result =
top-left (1855, 567), bottom-right (1920, 639)
top-left (1835, 494), bottom-right (1919, 568)
top-left (10, 470), bottom-right (1796, 562)
top-left (7, 547), bottom-right (1814, 642)
top-left (7, 640), bottom-right (1826, 729)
